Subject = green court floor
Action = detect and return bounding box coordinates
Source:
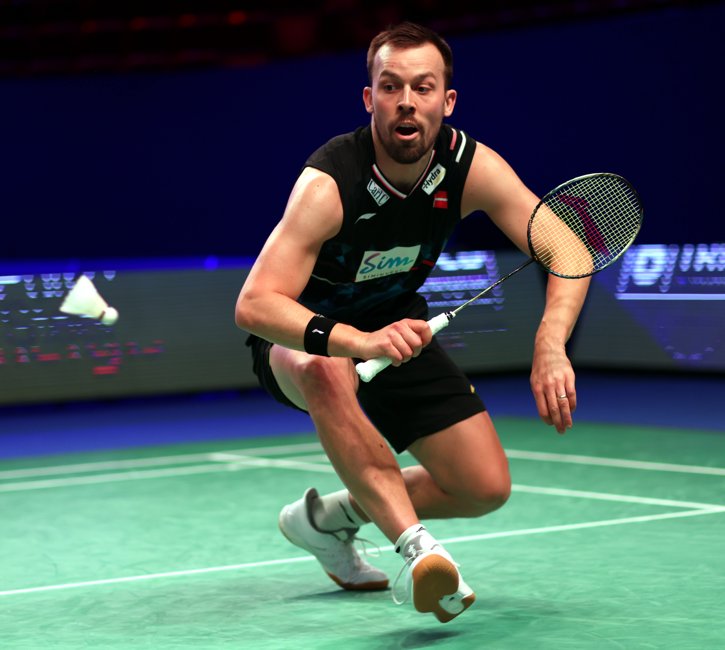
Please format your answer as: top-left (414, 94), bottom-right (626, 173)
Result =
top-left (1, 418), bottom-right (724, 649)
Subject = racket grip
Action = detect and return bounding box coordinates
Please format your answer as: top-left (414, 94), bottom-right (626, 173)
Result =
top-left (427, 311), bottom-right (453, 335)
top-left (355, 356), bottom-right (392, 383)
top-left (355, 312), bottom-right (454, 383)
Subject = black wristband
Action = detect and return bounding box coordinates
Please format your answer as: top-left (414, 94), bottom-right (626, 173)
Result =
top-left (303, 314), bottom-right (338, 356)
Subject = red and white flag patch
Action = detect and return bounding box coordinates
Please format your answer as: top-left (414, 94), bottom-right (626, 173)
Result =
top-left (433, 191), bottom-right (448, 209)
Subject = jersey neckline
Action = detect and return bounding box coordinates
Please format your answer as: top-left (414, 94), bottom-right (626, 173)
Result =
top-left (370, 149), bottom-right (436, 200)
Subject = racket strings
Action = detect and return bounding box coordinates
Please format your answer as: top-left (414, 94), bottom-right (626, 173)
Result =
top-left (530, 175), bottom-right (641, 278)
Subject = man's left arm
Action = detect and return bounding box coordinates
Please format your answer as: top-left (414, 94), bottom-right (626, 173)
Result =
top-left (530, 274), bottom-right (589, 433)
top-left (461, 141), bottom-right (591, 433)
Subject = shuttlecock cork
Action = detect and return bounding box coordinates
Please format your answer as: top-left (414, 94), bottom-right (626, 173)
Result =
top-left (60, 275), bottom-right (119, 326)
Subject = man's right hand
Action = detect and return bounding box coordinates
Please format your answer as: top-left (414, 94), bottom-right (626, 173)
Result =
top-left (358, 319), bottom-right (433, 366)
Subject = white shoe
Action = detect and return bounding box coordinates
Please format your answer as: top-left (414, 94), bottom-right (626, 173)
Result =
top-left (278, 488), bottom-right (389, 591)
top-left (393, 527), bottom-right (475, 623)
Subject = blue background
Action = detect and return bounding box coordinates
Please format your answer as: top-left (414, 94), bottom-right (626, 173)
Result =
top-left (1, 4), bottom-right (723, 262)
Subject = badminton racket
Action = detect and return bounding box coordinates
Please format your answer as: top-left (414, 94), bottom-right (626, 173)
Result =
top-left (356, 172), bottom-right (643, 382)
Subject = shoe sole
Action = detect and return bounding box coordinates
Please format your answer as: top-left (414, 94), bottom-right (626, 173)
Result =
top-left (327, 571), bottom-right (389, 591)
top-left (436, 591), bottom-right (476, 623)
top-left (411, 554), bottom-right (476, 623)
top-left (278, 507), bottom-right (388, 592)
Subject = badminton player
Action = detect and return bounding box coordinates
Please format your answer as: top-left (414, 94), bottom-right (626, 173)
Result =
top-left (236, 22), bottom-right (590, 622)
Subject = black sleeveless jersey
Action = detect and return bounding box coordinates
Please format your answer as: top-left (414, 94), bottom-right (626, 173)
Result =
top-left (298, 124), bottom-right (476, 331)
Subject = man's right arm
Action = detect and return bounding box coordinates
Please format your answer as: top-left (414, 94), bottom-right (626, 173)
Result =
top-left (235, 167), bottom-right (345, 349)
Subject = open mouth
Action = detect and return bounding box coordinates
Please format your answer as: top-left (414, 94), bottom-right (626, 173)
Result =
top-left (395, 123), bottom-right (419, 137)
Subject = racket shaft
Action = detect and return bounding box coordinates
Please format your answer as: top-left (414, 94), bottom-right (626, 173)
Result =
top-left (355, 312), bottom-right (453, 382)
top-left (451, 258), bottom-right (533, 316)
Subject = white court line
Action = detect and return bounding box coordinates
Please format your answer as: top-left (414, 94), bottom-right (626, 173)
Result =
top-left (512, 484), bottom-right (722, 510)
top-left (2, 442), bottom-right (723, 482)
top-left (0, 556), bottom-right (316, 597)
top-left (2, 452), bottom-right (722, 510)
top-left (0, 456), bottom-right (336, 493)
top-left (506, 449), bottom-right (725, 476)
top-left (0, 442), bottom-right (323, 480)
top-left (1, 506), bottom-right (723, 598)
top-left (2, 452), bottom-right (724, 507)
top-left (0, 463), bottom-right (239, 492)
top-left (3, 464), bottom-right (721, 510)
top-left (226, 456), bottom-right (337, 474)
top-left (438, 506), bottom-right (725, 545)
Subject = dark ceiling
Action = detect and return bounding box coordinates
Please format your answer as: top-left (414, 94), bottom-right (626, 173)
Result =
top-left (0, 0), bottom-right (716, 77)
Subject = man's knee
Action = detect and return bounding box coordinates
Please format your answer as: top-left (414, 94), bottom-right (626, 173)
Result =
top-left (470, 474), bottom-right (512, 515)
top-left (289, 354), bottom-right (357, 396)
top-left (455, 469), bottom-right (512, 518)
top-left (269, 347), bottom-right (357, 411)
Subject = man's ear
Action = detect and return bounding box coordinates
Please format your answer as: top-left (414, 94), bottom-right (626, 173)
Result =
top-left (363, 86), bottom-right (374, 114)
top-left (444, 89), bottom-right (457, 118)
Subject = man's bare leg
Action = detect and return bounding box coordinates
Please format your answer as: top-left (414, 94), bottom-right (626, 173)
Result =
top-left (271, 345), bottom-right (418, 542)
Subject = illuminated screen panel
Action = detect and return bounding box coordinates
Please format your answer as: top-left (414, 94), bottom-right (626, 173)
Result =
top-left (572, 243), bottom-right (725, 370)
top-left (0, 267), bottom-right (252, 405)
top-left (1, 245), bottom-right (722, 406)
top-left (0, 253), bottom-right (543, 406)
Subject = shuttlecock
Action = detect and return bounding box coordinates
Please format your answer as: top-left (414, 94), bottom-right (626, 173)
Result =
top-left (60, 275), bottom-right (119, 326)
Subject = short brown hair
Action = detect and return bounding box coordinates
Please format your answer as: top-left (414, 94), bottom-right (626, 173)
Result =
top-left (367, 22), bottom-right (454, 89)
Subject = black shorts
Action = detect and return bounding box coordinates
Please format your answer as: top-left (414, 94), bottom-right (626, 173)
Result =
top-left (246, 335), bottom-right (486, 454)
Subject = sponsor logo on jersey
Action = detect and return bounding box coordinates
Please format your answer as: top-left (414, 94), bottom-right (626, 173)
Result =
top-left (355, 212), bottom-right (377, 224)
top-left (421, 164), bottom-right (446, 195)
top-left (367, 179), bottom-right (390, 206)
top-left (355, 245), bottom-right (421, 282)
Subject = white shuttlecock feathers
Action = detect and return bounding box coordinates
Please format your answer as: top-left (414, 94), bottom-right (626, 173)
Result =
top-left (60, 275), bottom-right (118, 325)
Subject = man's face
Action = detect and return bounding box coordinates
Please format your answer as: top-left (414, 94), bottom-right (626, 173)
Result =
top-left (364, 42), bottom-right (456, 165)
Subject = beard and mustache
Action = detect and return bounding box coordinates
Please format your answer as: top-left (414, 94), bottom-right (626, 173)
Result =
top-left (372, 116), bottom-right (439, 165)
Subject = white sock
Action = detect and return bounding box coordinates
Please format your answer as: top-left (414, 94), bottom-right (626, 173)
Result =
top-left (311, 489), bottom-right (367, 532)
top-left (394, 523), bottom-right (429, 554)
top-left (395, 523), bottom-right (452, 561)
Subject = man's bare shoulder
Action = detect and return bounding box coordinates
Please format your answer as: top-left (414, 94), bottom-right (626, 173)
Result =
top-left (281, 167), bottom-right (344, 242)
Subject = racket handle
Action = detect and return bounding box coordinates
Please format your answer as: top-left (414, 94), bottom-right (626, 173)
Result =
top-left (427, 311), bottom-right (453, 335)
top-left (355, 312), bottom-right (454, 383)
top-left (355, 356), bottom-right (392, 383)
